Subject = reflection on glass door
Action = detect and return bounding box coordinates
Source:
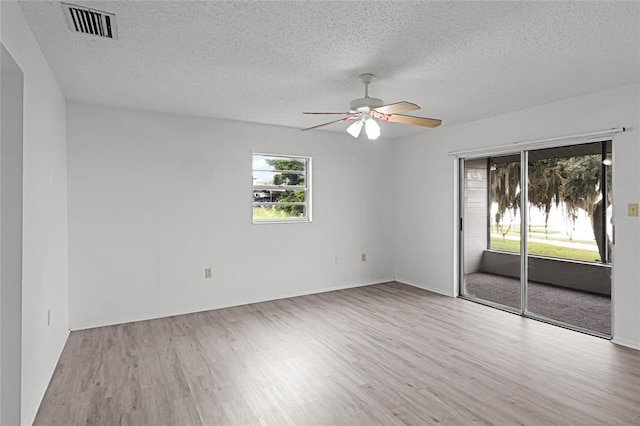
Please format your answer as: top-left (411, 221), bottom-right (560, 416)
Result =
top-left (525, 142), bottom-right (612, 335)
top-left (461, 155), bottom-right (522, 311)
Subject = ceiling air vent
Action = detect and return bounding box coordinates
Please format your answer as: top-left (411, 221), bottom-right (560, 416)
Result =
top-left (62, 2), bottom-right (118, 39)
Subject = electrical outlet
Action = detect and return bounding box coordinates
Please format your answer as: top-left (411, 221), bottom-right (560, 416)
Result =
top-left (334, 256), bottom-right (340, 264)
top-left (629, 203), bottom-right (639, 217)
top-left (361, 253), bottom-right (367, 262)
top-left (204, 268), bottom-right (212, 279)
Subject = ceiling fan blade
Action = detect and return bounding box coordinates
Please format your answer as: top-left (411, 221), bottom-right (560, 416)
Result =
top-left (373, 101), bottom-right (420, 114)
top-left (386, 114), bottom-right (442, 128)
top-left (303, 112), bottom-right (354, 115)
top-left (302, 117), bottom-right (350, 131)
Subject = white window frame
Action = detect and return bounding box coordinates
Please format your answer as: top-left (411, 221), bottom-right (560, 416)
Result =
top-left (252, 153), bottom-right (312, 224)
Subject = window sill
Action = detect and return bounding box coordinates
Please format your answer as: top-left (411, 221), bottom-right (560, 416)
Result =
top-left (252, 218), bottom-right (311, 225)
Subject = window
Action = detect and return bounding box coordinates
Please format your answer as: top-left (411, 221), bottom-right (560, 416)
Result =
top-left (252, 154), bottom-right (311, 223)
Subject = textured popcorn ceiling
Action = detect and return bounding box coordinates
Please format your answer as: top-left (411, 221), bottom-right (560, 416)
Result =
top-left (17, 1), bottom-right (640, 139)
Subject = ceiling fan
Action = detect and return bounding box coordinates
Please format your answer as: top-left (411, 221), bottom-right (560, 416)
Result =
top-left (302, 73), bottom-right (441, 140)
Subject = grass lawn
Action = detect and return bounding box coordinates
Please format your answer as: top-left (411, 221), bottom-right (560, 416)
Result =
top-left (491, 224), bottom-right (597, 245)
top-left (490, 237), bottom-right (601, 263)
top-left (253, 206), bottom-right (301, 219)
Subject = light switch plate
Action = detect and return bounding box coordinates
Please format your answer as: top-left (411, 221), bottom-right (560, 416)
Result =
top-left (629, 203), bottom-right (639, 217)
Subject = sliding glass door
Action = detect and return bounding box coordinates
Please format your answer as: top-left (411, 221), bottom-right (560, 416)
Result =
top-left (525, 142), bottom-right (612, 335)
top-left (461, 154), bottom-right (522, 312)
top-left (459, 141), bottom-right (612, 337)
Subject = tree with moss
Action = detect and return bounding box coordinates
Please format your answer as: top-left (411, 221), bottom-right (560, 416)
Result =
top-left (491, 154), bottom-right (610, 262)
top-left (490, 161), bottom-right (521, 239)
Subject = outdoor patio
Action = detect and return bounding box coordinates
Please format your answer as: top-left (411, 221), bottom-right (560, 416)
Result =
top-left (464, 272), bottom-right (611, 335)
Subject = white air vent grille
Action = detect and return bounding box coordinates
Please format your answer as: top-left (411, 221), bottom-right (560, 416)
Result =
top-left (62, 3), bottom-right (117, 39)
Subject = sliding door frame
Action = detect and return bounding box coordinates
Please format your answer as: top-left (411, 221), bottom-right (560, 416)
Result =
top-left (520, 150), bottom-right (529, 315)
top-left (456, 132), bottom-right (621, 338)
top-left (458, 154), bottom-right (524, 316)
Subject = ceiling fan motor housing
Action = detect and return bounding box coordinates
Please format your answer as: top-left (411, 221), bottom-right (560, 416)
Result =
top-left (350, 97), bottom-right (384, 112)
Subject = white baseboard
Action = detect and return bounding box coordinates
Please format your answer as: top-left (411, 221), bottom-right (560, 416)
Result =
top-left (70, 278), bottom-right (395, 331)
top-left (611, 336), bottom-right (640, 351)
top-left (395, 277), bottom-right (456, 297)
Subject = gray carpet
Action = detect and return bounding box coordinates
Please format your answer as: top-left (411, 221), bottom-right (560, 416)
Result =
top-left (464, 272), bottom-right (611, 335)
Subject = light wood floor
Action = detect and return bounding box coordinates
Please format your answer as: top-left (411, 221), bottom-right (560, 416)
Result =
top-left (35, 282), bottom-right (639, 425)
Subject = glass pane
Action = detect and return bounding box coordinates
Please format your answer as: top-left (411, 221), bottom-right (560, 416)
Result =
top-left (253, 155), bottom-right (306, 172)
top-left (253, 189), bottom-right (306, 203)
top-left (253, 204), bottom-right (307, 220)
top-left (526, 142), bottom-right (611, 335)
top-left (252, 171), bottom-right (305, 187)
top-left (461, 156), bottom-right (521, 310)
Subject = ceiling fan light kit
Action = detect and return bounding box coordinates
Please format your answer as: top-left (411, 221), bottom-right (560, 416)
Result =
top-left (346, 120), bottom-right (364, 138)
top-left (302, 73), bottom-right (441, 139)
top-left (364, 115), bottom-right (381, 139)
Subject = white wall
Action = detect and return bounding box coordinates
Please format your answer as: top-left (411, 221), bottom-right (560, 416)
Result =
top-left (1, 43), bottom-right (24, 426)
top-left (394, 83), bottom-right (640, 349)
top-left (67, 103), bottom-right (394, 329)
top-left (0, 2), bottom-right (70, 424)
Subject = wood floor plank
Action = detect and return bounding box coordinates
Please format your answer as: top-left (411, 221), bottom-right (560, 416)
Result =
top-left (34, 282), bottom-right (640, 425)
